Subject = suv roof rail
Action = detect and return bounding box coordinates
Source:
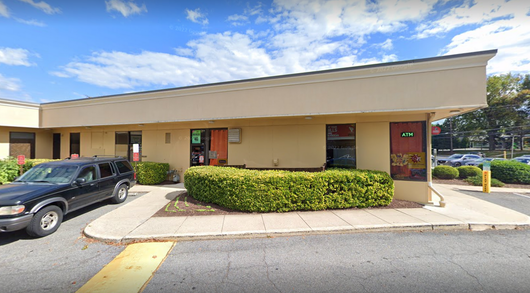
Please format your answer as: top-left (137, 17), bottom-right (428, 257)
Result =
top-left (92, 155), bottom-right (125, 159)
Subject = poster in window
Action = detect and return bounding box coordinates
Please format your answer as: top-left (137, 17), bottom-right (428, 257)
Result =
top-left (390, 121), bottom-right (427, 181)
top-left (192, 130), bottom-right (201, 143)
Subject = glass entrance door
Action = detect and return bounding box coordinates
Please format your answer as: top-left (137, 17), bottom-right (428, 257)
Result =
top-left (190, 129), bottom-right (228, 167)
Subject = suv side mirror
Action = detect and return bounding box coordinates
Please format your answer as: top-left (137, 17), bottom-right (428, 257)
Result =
top-left (75, 178), bottom-right (86, 185)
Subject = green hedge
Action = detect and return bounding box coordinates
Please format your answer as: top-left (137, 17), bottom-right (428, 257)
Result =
top-left (456, 166), bottom-right (482, 179)
top-left (0, 158), bottom-right (58, 184)
top-left (133, 161), bottom-right (170, 185)
top-left (464, 174), bottom-right (505, 187)
top-left (433, 165), bottom-right (459, 179)
top-left (0, 158), bottom-right (20, 184)
top-left (488, 160), bottom-right (530, 184)
top-left (184, 166), bottom-right (394, 212)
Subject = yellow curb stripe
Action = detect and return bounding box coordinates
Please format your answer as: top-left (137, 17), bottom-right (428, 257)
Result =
top-left (77, 242), bottom-right (175, 293)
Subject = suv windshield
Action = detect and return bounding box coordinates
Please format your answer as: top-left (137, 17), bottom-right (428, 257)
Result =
top-left (15, 165), bottom-right (79, 184)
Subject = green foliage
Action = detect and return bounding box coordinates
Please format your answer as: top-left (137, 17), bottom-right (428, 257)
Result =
top-left (464, 175), bottom-right (505, 187)
top-left (456, 166), bottom-right (482, 179)
top-left (0, 158), bottom-right (21, 184)
top-left (433, 165), bottom-right (459, 179)
top-left (184, 166), bottom-right (394, 213)
top-left (133, 161), bottom-right (170, 185)
top-left (0, 158), bottom-right (63, 184)
top-left (489, 160), bottom-right (530, 184)
top-left (23, 159), bottom-right (58, 173)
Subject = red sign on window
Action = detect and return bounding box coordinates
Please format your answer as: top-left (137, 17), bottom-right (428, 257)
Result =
top-left (133, 152), bottom-right (140, 162)
top-left (17, 155), bottom-right (25, 165)
top-left (71, 154), bottom-right (79, 159)
top-left (199, 155), bottom-right (204, 163)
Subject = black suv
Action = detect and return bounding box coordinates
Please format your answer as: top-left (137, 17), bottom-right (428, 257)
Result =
top-left (0, 156), bottom-right (136, 237)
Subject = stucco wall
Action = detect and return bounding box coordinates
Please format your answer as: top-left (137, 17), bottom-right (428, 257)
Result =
top-left (0, 127), bottom-right (52, 159)
top-left (0, 100), bottom-right (40, 128)
top-left (39, 53), bottom-right (493, 128)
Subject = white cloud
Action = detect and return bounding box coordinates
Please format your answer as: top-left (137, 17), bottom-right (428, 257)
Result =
top-left (415, 0), bottom-right (528, 39)
top-left (0, 74), bottom-right (21, 91)
top-left (0, 48), bottom-right (33, 66)
top-left (227, 14), bottom-right (248, 26)
top-left (0, 0), bottom-right (9, 17)
top-left (436, 0), bottom-right (530, 74)
top-left (18, 0), bottom-right (60, 14)
top-left (186, 8), bottom-right (208, 25)
top-left (15, 17), bottom-right (45, 26)
top-left (105, 0), bottom-right (147, 17)
top-left (60, 0), bottom-right (498, 91)
top-left (377, 39), bottom-right (394, 50)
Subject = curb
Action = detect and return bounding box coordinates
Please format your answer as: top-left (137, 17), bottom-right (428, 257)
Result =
top-left (84, 222), bottom-right (530, 244)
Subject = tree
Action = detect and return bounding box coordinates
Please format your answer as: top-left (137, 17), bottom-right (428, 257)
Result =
top-left (452, 73), bottom-right (527, 151)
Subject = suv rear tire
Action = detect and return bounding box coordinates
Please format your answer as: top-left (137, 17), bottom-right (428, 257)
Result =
top-left (111, 184), bottom-right (128, 204)
top-left (26, 205), bottom-right (63, 237)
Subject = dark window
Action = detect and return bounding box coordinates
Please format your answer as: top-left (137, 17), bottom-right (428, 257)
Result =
top-left (115, 132), bottom-right (129, 144)
top-left (53, 133), bottom-right (61, 159)
top-left (326, 124), bottom-right (356, 168)
top-left (115, 160), bottom-right (133, 174)
top-left (10, 132), bottom-right (36, 159)
top-left (390, 121), bottom-right (427, 181)
top-left (70, 133), bottom-right (80, 156)
top-left (78, 166), bottom-right (96, 182)
top-left (98, 162), bottom-right (114, 178)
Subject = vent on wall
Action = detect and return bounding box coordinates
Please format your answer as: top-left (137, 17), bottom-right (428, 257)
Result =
top-left (228, 128), bottom-right (241, 143)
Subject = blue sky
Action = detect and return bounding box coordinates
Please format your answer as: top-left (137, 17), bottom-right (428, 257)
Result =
top-left (1, 0), bottom-right (529, 103)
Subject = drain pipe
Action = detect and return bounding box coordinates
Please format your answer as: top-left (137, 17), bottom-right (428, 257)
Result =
top-left (428, 182), bottom-right (446, 207)
top-left (428, 112), bottom-right (446, 208)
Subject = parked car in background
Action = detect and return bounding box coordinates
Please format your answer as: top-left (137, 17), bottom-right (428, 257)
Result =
top-left (437, 154), bottom-right (482, 167)
top-left (463, 157), bottom-right (493, 166)
top-left (512, 157), bottom-right (530, 165)
top-left (0, 156), bottom-right (136, 237)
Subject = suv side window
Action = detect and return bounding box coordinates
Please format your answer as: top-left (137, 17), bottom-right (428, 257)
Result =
top-left (98, 162), bottom-right (115, 178)
top-left (78, 166), bottom-right (96, 182)
top-left (115, 160), bottom-right (133, 174)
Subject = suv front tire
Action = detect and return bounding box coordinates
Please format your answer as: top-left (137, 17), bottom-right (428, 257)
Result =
top-left (26, 205), bottom-right (63, 237)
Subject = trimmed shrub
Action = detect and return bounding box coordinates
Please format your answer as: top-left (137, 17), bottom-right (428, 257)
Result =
top-left (456, 166), bottom-right (482, 179)
top-left (465, 175), bottom-right (505, 187)
top-left (0, 158), bottom-right (20, 184)
top-left (433, 165), bottom-right (459, 179)
top-left (490, 160), bottom-right (530, 184)
top-left (23, 159), bottom-right (58, 173)
top-left (184, 166), bottom-right (394, 213)
top-left (133, 161), bottom-right (170, 185)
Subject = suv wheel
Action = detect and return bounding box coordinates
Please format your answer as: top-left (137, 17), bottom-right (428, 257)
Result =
top-left (454, 162), bottom-right (461, 167)
top-left (26, 205), bottom-right (63, 237)
top-left (111, 184), bottom-right (128, 204)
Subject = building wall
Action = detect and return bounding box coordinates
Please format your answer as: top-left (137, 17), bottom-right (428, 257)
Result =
top-left (39, 59), bottom-right (491, 128)
top-left (42, 113), bottom-right (432, 203)
top-left (0, 100), bottom-right (40, 128)
top-left (0, 127), bottom-right (52, 159)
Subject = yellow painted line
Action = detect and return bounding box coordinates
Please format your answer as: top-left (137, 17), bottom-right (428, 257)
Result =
top-left (77, 242), bottom-right (175, 293)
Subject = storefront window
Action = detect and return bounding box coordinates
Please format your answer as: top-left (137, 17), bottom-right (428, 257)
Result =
top-left (190, 129), bottom-right (228, 167)
top-left (10, 132), bottom-right (35, 159)
top-left (326, 124), bottom-right (356, 168)
top-left (390, 121), bottom-right (427, 181)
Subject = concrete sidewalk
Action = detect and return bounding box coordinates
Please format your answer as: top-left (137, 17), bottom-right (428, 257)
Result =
top-left (83, 183), bottom-right (530, 243)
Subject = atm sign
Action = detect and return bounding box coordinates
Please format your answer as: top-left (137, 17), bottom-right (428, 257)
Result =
top-left (401, 132), bottom-right (414, 137)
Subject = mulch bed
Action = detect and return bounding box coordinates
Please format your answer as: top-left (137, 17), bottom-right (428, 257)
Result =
top-left (152, 190), bottom-right (423, 218)
top-left (151, 179), bottom-right (529, 217)
top-left (432, 178), bottom-right (530, 189)
top-left (153, 179), bottom-right (530, 217)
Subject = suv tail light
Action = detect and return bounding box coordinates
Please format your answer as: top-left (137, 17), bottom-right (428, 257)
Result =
top-left (133, 172), bottom-right (137, 180)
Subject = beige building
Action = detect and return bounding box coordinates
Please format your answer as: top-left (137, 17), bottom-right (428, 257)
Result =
top-left (0, 50), bottom-right (497, 204)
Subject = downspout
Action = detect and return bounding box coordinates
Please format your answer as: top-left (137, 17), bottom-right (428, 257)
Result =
top-left (428, 112), bottom-right (446, 208)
